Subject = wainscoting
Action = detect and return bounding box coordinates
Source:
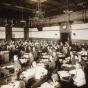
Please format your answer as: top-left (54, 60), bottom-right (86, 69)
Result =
top-left (29, 37), bottom-right (59, 42)
top-left (72, 39), bottom-right (88, 44)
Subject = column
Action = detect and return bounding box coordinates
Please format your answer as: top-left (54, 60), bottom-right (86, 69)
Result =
top-left (5, 24), bottom-right (12, 43)
top-left (24, 26), bottom-right (29, 40)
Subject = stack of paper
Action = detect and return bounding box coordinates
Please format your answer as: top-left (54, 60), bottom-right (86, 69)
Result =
top-left (57, 71), bottom-right (70, 77)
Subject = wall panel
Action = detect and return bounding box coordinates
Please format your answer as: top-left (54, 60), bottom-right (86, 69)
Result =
top-left (12, 27), bottom-right (24, 38)
top-left (0, 27), bottom-right (5, 39)
top-left (12, 32), bottom-right (24, 38)
top-left (71, 29), bottom-right (88, 40)
top-left (29, 31), bottom-right (60, 38)
top-left (71, 23), bottom-right (88, 30)
top-left (29, 26), bottom-right (60, 39)
top-left (12, 27), bottom-right (24, 31)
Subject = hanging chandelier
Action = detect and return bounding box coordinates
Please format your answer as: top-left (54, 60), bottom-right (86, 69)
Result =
top-left (63, 0), bottom-right (73, 14)
top-left (63, 0), bottom-right (73, 22)
top-left (20, 10), bottom-right (26, 23)
top-left (31, 0), bottom-right (46, 25)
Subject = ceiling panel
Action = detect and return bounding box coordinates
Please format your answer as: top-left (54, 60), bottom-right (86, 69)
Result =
top-left (0, 0), bottom-right (88, 20)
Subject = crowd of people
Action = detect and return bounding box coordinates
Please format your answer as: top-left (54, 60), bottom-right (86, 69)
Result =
top-left (0, 39), bottom-right (88, 88)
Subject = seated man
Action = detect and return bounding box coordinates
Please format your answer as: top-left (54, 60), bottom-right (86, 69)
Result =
top-left (33, 61), bottom-right (48, 79)
top-left (62, 51), bottom-right (78, 65)
top-left (28, 51), bottom-right (34, 66)
top-left (49, 73), bottom-right (61, 88)
top-left (38, 73), bottom-right (61, 88)
top-left (77, 54), bottom-right (87, 70)
top-left (19, 61), bottom-right (48, 82)
top-left (14, 55), bottom-right (21, 73)
top-left (78, 48), bottom-right (87, 57)
top-left (70, 62), bottom-right (86, 87)
top-left (49, 56), bottom-right (56, 73)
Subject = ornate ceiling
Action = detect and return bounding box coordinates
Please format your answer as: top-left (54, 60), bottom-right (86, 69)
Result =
top-left (0, 0), bottom-right (88, 26)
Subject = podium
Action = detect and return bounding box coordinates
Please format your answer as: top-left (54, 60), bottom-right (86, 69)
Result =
top-left (57, 71), bottom-right (70, 82)
top-left (4, 51), bottom-right (9, 63)
top-left (0, 51), bottom-right (9, 64)
top-left (0, 51), bottom-right (4, 64)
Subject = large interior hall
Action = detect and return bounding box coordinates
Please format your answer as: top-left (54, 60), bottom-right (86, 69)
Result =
top-left (0, 0), bottom-right (88, 88)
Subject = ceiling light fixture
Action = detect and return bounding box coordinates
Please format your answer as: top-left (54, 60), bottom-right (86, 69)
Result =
top-left (20, 10), bottom-right (26, 23)
top-left (30, 0), bottom-right (46, 26)
top-left (63, 0), bottom-right (73, 22)
top-left (63, 0), bottom-right (73, 14)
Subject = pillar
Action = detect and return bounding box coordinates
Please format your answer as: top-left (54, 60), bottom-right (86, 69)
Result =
top-left (24, 26), bottom-right (29, 40)
top-left (5, 24), bottom-right (12, 43)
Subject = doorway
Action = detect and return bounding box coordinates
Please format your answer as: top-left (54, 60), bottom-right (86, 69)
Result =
top-left (60, 32), bottom-right (71, 45)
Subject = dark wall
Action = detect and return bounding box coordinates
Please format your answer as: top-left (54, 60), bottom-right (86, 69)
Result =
top-left (5, 25), bottom-right (12, 43)
top-left (24, 26), bottom-right (29, 40)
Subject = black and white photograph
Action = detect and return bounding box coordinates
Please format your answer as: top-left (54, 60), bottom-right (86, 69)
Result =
top-left (0, 0), bottom-right (88, 88)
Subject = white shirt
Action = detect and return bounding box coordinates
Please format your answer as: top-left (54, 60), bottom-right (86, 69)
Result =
top-left (73, 68), bottom-right (86, 87)
top-left (79, 51), bottom-right (87, 56)
top-left (35, 66), bottom-right (48, 79)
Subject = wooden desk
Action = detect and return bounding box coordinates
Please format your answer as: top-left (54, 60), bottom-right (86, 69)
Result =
top-left (57, 71), bottom-right (70, 82)
top-left (1, 64), bottom-right (14, 74)
top-left (0, 67), bottom-right (9, 77)
top-left (19, 68), bottom-right (35, 83)
top-left (31, 75), bottom-right (48, 88)
top-left (82, 57), bottom-right (88, 61)
top-left (39, 82), bottom-right (54, 88)
top-left (61, 64), bottom-right (75, 71)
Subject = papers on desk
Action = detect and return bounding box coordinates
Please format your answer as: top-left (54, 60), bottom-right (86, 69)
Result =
top-left (42, 55), bottom-right (49, 59)
top-left (37, 63), bottom-right (45, 67)
top-left (57, 71), bottom-right (70, 77)
top-left (82, 57), bottom-right (88, 61)
top-left (40, 82), bottom-right (54, 88)
top-left (57, 71), bottom-right (70, 82)
top-left (6, 65), bottom-right (14, 68)
top-left (4, 51), bottom-right (9, 54)
top-left (19, 59), bottom-right (28, 64)
top-left (62, 60), bottom-right (68, 63)
top-left (35, 66), bottom-right (48, 79)
top-left (21, 68), bottom-right (35, 78)
top-left (59, 59), bottom-right (63, 63)
top-left (40, 59), bottom-right (49, 63)
top-left (23, 53), bottom-right (29, 58)
top-left (2, 65), bottom-right (14, 69)
top-left (41, 53), bottom-right (47, 55)
top-left (0, 84), bottom-right (13, 88)
top-left (57, 52), bottom-right (62, 55)
top-left (62, 64), bottom-right (74, 68)
top-left (0, 67), bottom-right (9, 75)
top-left (39, 50), bottom-right (42, 52)
top-left (0, 80), bottom-right (25, 88)
top-left (58, 54), bottom-right (65, 57)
